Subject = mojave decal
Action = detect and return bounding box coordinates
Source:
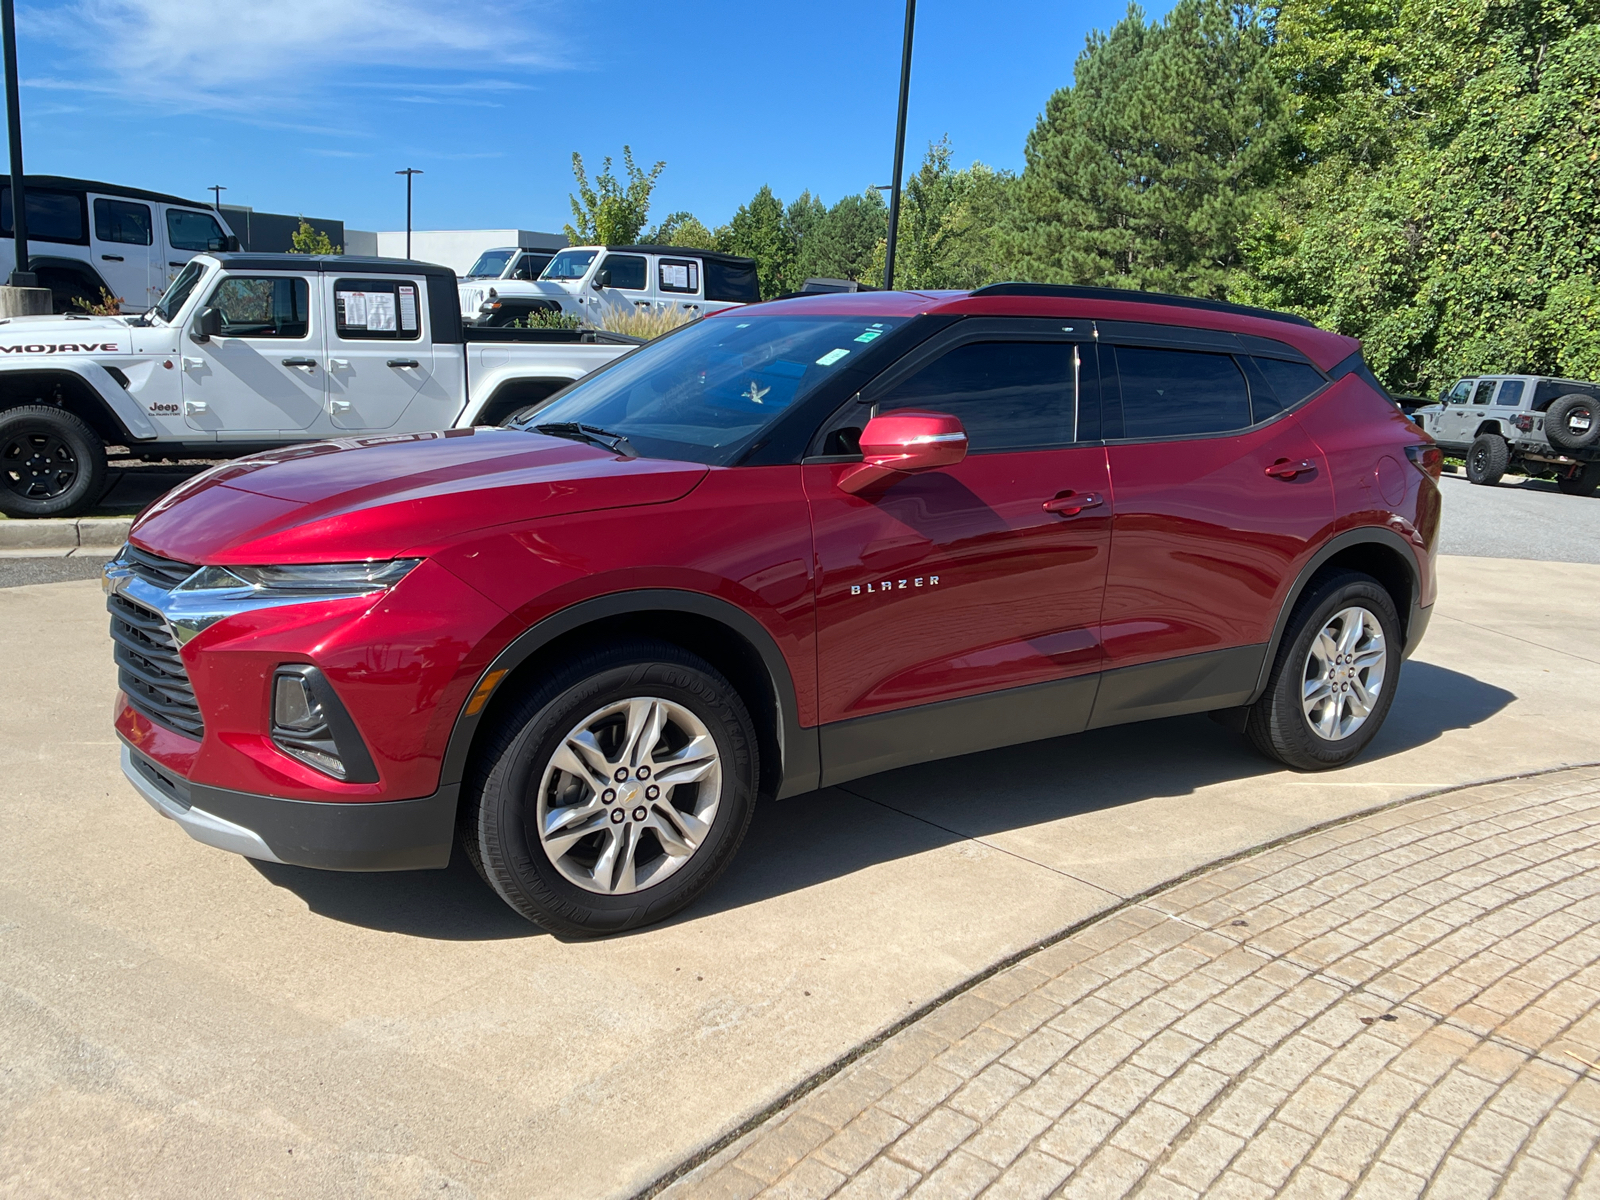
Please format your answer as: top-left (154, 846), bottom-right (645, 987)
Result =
top-left (0, 341), bottom-right (123, 354)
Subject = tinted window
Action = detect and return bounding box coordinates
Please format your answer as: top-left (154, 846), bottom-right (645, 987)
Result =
top-left (167, 209), bottom-right (227, 252)
top-left (600, 254), bottom-right (647, 291)
top-left (1445, 380), bottom-right (1473, 405)
top-left (1470, 379), bottom-right (1498, 405)
top-left (659, 258), bottom-right (701, 294)
top-left (875, 342), bottom-right (1076, 452)
top-left (512, 253), bottom-right (552, 281)
top-left (705, 258), bottom-right (759, 303)
top-left (1496, 380), bottom-right (1525, 406)
top-left (207, 277), bottom-right (310, 338)
top-left (466, 249), bottom-right (515, 278)
top-left (1, 188), bottom-right (86, 243)
top-left (334, 277), bottom-right (423, 340)
top-left (1249, 357), bottom-right (1325, 421)
top-left (1114, 347), bottom-right (1250, 438)
top-left (94, 198), bottom-right (153, 246)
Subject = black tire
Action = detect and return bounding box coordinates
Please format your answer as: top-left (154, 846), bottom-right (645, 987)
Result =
top-left (1556, 463), bottom-right (1600, 497)
top-left (0, 405), bottom-right (108, 517)
top-left (1245, 570), bottom-right (1403, 771)
top-left (1545, 394), bottom-right (1600, 452)
top-left (462, 640), bottom-right (759, 937)
top-left (34, 269), bottom-right (98, 315)
top-left (1465, 433), bottom-right (1509, 485)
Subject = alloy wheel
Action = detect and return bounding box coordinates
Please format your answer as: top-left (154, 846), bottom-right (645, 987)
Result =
top-left (1301, 606), bottom-right (1387, 741)
top-left (2, 430), bottom-right (80, 500)
top-left (535, 696), bottom-right (722, 895)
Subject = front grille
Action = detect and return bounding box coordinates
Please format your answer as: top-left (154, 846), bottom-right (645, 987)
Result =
top-left (109, 593), bottom-right (204, 739)
top-left (122, 544), bottom-right (197, 589)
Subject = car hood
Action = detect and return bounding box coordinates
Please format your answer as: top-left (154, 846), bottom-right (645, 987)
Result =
top-left (0, 314), bottom-right (132, 354)
top-left (130, 428), bottom-right (708, 564)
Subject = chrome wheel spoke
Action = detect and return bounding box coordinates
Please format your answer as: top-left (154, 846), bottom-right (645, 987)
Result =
top-left (1315, 631), bottom-right (1340, 668)
top-left (622, 699), bottom-right (666, 768)
top-left (558, 732), bottom-right (613, 788)
top-left (646, 808), bottom-right (696, 857)
top-left (1302, 606), bottom-right (1387, 742)
top-left (1304, 678), bottom-right (1332, 705)
top-left (541, 803), bottom-right (608, 857)
top-left (651, 733), bottom-right (717, 787)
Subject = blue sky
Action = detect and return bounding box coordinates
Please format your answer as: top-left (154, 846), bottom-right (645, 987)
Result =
top-left (12, 0), bottom-right (1157, 235)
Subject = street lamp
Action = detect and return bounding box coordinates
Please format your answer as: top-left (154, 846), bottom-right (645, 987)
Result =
top-left (882, 0), bottom-right (916, 292)
top-left (210, 184), bottom-right (226, 210)
top-left (395, 168), bottom-right (423, 259)
top-left (1, 0), bottom-right (34, 288)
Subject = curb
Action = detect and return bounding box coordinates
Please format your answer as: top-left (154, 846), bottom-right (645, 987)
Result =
top-left (0, 517), bottom-right (130, 553)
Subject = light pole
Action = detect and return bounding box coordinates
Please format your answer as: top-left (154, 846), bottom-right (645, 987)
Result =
top-left (2, 0), bottom-right (34, 287)
top-left (396, 168), bottom-right (422, 259)
top-left (209, 184), bottom-right (226, 210)
top-left (882, 0), bottom-right (915, 292)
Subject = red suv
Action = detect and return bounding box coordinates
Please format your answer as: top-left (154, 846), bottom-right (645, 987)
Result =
top-left (107, 285), bottom-right (1440, 935)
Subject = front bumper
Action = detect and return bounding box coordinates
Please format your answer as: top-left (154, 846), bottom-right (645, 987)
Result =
top-left (122, 744), bottom-right (457, 871)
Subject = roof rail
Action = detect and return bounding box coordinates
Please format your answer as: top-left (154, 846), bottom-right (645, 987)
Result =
top-left (969, 282), bottom-right (1314, 328)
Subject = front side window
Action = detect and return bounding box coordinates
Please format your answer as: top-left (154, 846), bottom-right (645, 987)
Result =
top-left (515, 313), bottom-right (907, 465)
top-left (206, 276), bottom-right (310, 338)
top-left (1470, 379), bottom-right (1499, 405)
top-left (154, 261), bottom-right (206, 323)
top-left (94, 198), bottom-right (153, 246)
top-left (599, 254), bottom-right (648, 291)
top-left (1496, 379), bottom-right (1525, 406)
top-left (541, 249), bottom-right (599, 280)
top-left (1115, 347), bottom-right (1250, 438)
top-left (874, 341), bottom-right (1077, 452)
top-left (1445, 380), bottom-right (1474, 405)
top-left (512, 253), bottom-right (551, 281)
top-left (1, 187), bottom-right (86, 243)
top-left (167, 209), bottom-right (228, 252)
top-left (334, 277), bottom-right (422, 340)
top-left (659, 258), bottom-right (701, 294)
top-left (466, 249), bottom-right (515, 279)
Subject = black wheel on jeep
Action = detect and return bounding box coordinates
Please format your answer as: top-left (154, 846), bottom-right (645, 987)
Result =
top-left (1465, 433), bottom-right (1510, 485)
top-left (0, 405), bottom-right (108, 518)
top-left (1546, 394), bottom-right (1600, 452)
top-left (1245, 570), bottom-right (1403, 771)
top-left (462, 639), bottom-right (759, 937)
top-left (1557, 463), bottom-right (1600, 497)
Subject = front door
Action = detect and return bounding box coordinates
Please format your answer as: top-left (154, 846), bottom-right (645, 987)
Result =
top-left (592, 252), bottom-right (653, 324)
top-left (326, 274), bottom-right (441, 431)
top-left (87, 195), bottom-right (156, 311)
top-left (181, 272), bottom-right (326, 436)
top-left (806, 330), bottom-right (1112, 778)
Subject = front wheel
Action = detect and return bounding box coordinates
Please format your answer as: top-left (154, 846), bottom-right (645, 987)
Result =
top-left (463, 640), bottom-right (759, 936)
top-left (1246, 571), bottom-right (1403, 771)
top-left (0, 405), bottom-right (107, 517)
top-left (1465, 433), bottom-right (1509, 485)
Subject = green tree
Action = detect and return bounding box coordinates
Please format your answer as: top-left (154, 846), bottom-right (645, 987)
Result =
top-left (565, 146), bottom-right (665, 246)
top-left (869, 138), bottom-right (1015, 290)
top-left (643, 211), bottom-right (719, 249)
top-left (288, 217), bottom-right (340, 255)
top-left (715, 185), bottom-right (793, 299)
top-left (1005, 0), bottom-right (1288, 298)
top-left (793, 190), bottom-right (888, 286)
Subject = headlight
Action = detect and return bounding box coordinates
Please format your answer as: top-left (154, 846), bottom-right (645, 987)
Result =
top-left (176, 559), bottom-right (421, 596)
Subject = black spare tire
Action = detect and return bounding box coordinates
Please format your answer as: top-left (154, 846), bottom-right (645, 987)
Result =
top-left (1545, 394), bottom-right (1600, 451)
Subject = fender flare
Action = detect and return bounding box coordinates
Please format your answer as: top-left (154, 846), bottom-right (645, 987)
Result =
top-left (1246, 525), bottom-right (1425, 705)
top-left (27, 255), bottom-right (112, 298)
top-left (0, 359), bottom-right (159, 440)
top-left (438, 588), bottom-right (820, 800)
top-left (457, 374), bottom-right (581, 427)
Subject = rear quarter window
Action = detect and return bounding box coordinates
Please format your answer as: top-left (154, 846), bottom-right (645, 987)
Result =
top-left (1246, 357), bottom-right (1326, 421)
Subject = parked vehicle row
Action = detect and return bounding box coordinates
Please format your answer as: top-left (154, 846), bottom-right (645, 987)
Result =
top-left (1412, 373), bottom-right (1600, 495)
top-left (107, 283), bottom-right (1440, 935)
top-left (0, 252), bottom-right (638, 517)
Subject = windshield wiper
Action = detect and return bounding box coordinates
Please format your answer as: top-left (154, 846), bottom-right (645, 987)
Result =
top-left (535, 422), bottom-right (638, 459)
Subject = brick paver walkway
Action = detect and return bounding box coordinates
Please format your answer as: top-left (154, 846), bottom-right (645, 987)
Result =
top-left (661, 768), bottom-right (1600, 1200)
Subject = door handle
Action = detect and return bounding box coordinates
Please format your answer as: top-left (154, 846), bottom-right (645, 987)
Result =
top-left (1265, 458), bottom-right (1316, 480)
top-left (101, 254), bottom-right (124, 262)
top-left (1043, 491), bottom-right (1104, 516)
top-left (181, 356), bottom-right (205, 370)
top-left (281, 357), bottom-right (317, 369)
top-left (184, 400), bottom-right (207, 414)
top-left (386, 359), bottom-right (420, 368)
top-left (168, 261), bottom-right (186, 268)
top-left (330, 400), bottom-right (352, 413)
top-left (635, 300), bottom-right (651, 307)
top-left (328, 357), bottom-right (350, 370)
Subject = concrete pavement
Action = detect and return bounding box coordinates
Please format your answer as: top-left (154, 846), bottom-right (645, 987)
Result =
top-left (2, 555), bottom-right (1598, 1199)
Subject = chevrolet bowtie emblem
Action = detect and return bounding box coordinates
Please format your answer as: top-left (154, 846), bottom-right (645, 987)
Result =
top-left (743, 381), bottom-right (771, 405)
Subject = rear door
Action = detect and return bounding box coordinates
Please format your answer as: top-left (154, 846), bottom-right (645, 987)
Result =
top-left (1095, 336), bottom-right (1334, 719)
top-left (327, 274), bottom-right (442, 431)
top-left (806, 321), bottom-right (1112, 761)
top-left (655, 256), bottom-right (704, 319)
top-left (87, 195), bottom-right (156, 310)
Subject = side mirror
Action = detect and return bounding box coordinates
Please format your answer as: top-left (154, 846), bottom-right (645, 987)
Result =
top-left (837, 409), bottom-right (968, 494)
top-left (192, 306), bottom-right (222, 343)
top-left (592, 267), bottom-right (612, 290)
top-left (225, 235), bottom-right (241, 252)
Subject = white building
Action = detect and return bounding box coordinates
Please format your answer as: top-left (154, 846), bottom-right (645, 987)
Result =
top-left (342, 229), bottom-right (567, 275)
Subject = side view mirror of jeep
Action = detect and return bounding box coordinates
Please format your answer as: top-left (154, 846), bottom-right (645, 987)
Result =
top-left (192, 306), bottom-right (223, 343)
top-left (592, 267), bottom-right (613, 290)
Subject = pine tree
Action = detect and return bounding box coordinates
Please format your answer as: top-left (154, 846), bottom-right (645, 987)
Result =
top-left (716, 185), bottom-right (792, 299)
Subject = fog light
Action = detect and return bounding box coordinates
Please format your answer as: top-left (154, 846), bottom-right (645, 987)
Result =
top-left (269, 666), bottom-right (378, 783)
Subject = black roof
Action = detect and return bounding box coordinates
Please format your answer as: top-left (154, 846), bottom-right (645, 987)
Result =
top-left (971, 282), bottom-right (1315, 328)
top-left (205, 253), bottom-right (455, 279)
top-left (6, 174), bottom-right (217, 210)
top-left (598, 244), bottom-right (757, 266)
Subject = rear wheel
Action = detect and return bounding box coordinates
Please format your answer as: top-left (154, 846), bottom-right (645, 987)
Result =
top-left (1556, 464), bottom-right (1600, 497)
top-left (1246, 571), bottom-right (1402, 771)
top-left (462, 640), bottom-right (758, 936)
top-left (1465, 433), bottom-right (1509, 485)
top-left (0, 405), bottom-right (107, 517)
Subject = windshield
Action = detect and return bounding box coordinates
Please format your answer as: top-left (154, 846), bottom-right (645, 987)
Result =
top-left (153, 261), bottom-right (206, 323)
top-left (540, 249), bottom-right (599, 281)
top-left (511, 312), bottom-right (906, 465)
top-left (465, 249), bottom-right (515, 279)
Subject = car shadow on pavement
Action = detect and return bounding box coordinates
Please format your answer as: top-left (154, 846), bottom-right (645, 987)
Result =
top-left (245, 660), bottom-right (1511, 940)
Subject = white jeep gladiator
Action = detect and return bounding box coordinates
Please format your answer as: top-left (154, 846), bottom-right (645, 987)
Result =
top-left (0, 253), bottom-right (638, 517)
top-left (462, 244), bottom-right (759, 327)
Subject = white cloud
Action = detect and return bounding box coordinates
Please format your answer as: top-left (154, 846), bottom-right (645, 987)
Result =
top-left (25, 0), bottom-right (564, 112)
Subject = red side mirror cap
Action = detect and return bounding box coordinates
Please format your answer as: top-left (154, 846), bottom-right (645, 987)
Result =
top-left (838, 410), bottom-right (968, 494)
